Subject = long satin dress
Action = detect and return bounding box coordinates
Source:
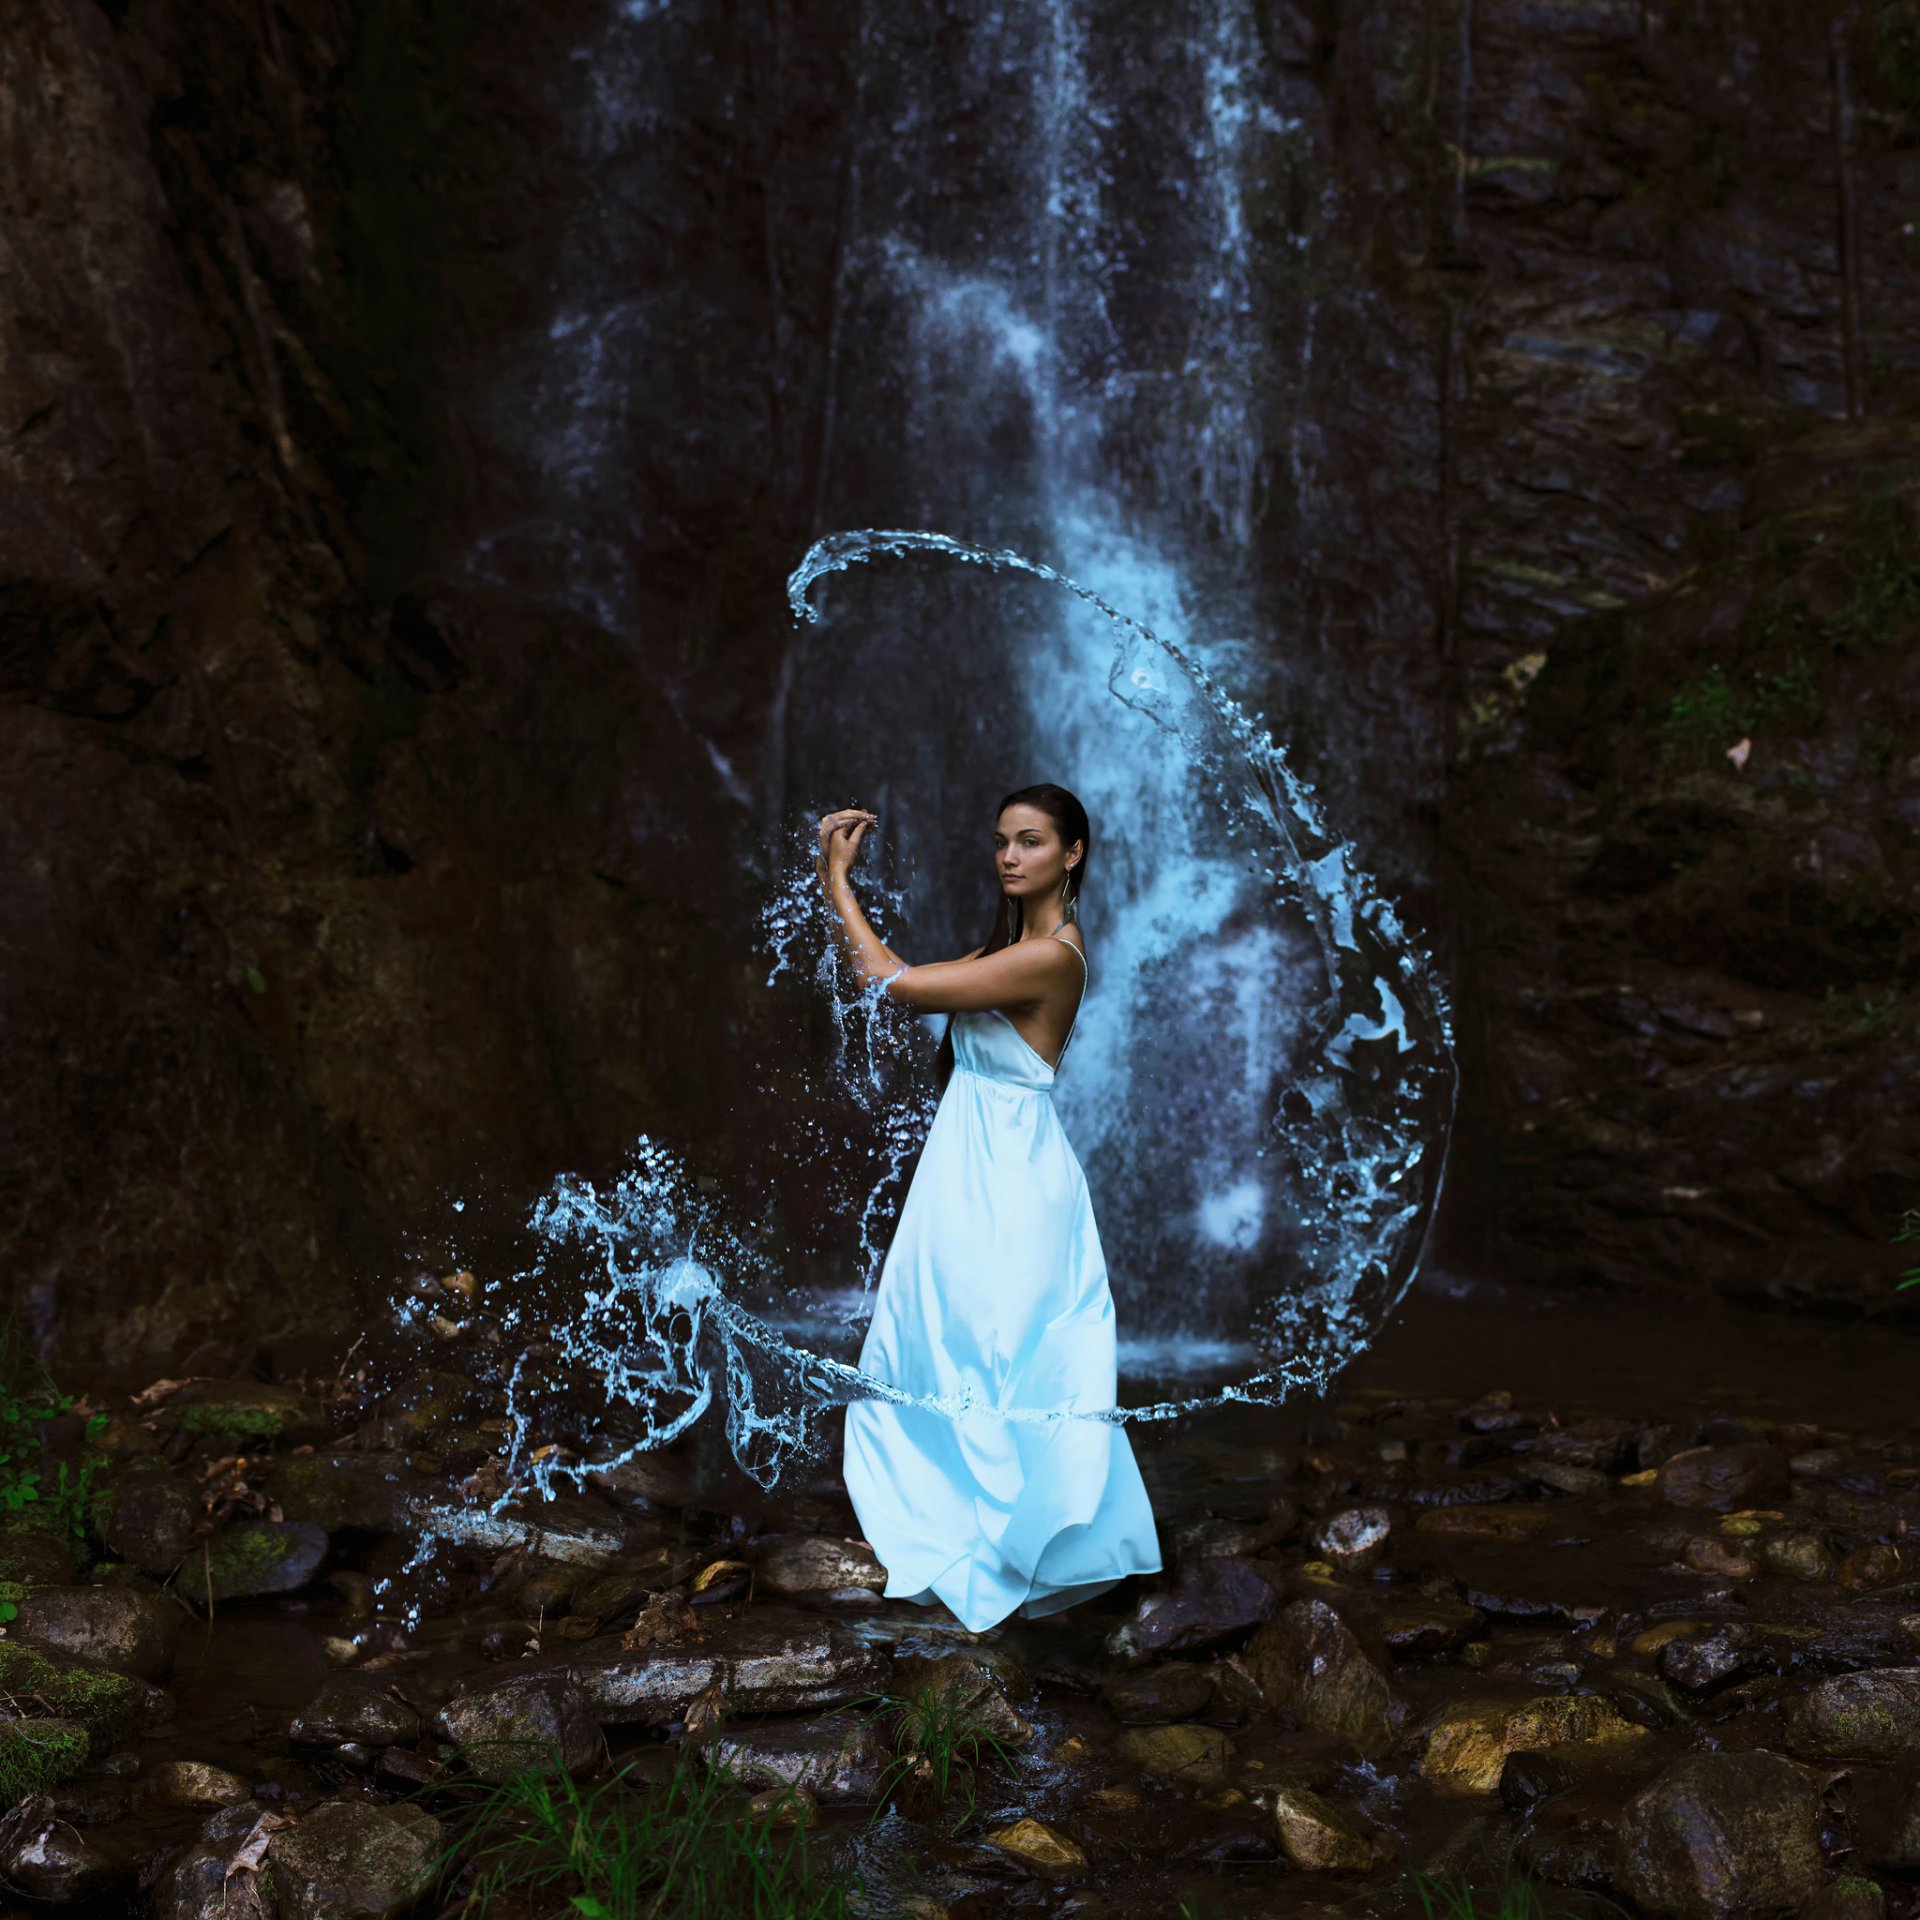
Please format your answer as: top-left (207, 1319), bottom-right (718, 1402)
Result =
top-left (841, 934), bottom-right (1163, 1632)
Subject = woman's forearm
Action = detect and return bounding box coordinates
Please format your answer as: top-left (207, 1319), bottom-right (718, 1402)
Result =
top-left (821, 869), bottom-right (908, 989)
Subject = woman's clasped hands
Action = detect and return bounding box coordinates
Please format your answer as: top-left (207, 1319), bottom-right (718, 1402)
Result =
top-left (816, 806), bottom-right (879, 882)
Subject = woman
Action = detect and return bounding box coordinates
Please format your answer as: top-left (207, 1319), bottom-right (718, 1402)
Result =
top-left (818, 782), bottom-right (1162, 1633)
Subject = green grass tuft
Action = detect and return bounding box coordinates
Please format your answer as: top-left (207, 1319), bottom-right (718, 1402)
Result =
top-left (849, 1679), bottom-right (1025, 1836)
top-left (1410, 1869), bottom-right (1570, 1919)
top-left (441, 1749), bottom-right (861, 1920)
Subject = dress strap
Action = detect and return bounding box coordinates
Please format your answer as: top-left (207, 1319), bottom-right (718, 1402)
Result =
top-left (1050, 932), bottom-right (1089, 1067)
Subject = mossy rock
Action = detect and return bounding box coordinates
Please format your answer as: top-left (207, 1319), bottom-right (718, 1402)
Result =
top-left (0, 1716), bottom-right (91, 1805)
top-left (0, 1642), bottom-right (171, 1738)
top-left (177, 1520), bottom-right (328, 1603)
top-left (164, 1382), bottom-right (329, 1447)
top-left (0, 1518), bottom-right (80, 1587)
top-left (265, 1455), bottom-right (397, 1532)
top-left (95, 1466), bottom-right (199, 1576)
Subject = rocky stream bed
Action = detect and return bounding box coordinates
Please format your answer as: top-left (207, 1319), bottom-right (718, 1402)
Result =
top-left (0, 1289), bottom-right (1916, 1920)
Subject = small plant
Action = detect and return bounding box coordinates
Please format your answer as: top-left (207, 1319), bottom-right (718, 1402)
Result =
top-left (1653, 664), bottom-right (1746, 765)
top-left (851, 1680), bottom-right (1024, 1835)
top-left (442, 1750), bottom-right (861, 1920)
top-left (1896, 1207), bottom-right (1920, 1293)
top-left (1821, 983), bottom-right (1902, 1039)
top-left (1410, 1866), bottom-right (1589, 1919)
top-left (0, 1317), bottom-right (107, 1544)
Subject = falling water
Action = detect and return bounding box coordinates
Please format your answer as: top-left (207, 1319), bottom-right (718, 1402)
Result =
top-left (381, 0), bottom-right (1453, 1509)
top-left (386, 528), bottom-right (1453, 1521)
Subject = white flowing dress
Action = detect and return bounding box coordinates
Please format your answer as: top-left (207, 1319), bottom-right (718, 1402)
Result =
top-left (841, 934), bottom-right (1162, 1632)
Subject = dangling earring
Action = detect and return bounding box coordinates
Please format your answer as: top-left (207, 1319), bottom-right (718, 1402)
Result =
top-left (1005, 897), bottom-right (1018, 942)
top-left (1061, 865), bottom-right (1078, 925)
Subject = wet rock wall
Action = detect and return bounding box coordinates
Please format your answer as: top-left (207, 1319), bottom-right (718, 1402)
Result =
top-left (2, 0), bottom-right (1916, 1363)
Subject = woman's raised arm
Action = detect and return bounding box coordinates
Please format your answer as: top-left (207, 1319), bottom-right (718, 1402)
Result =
top-left (881, 939), bottom-right (1079, 1016)
top-left (816, 808), bottom-right (1068, 1015)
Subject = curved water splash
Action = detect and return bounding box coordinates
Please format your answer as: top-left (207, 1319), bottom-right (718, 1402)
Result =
top-left (390, 528), bottom-right (1454, 1504)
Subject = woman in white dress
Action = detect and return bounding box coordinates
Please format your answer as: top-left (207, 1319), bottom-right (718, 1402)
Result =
top-left (818, 784), bottom-right (1162, 1633)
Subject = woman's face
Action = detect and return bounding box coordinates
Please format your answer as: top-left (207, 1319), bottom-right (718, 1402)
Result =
top-left (994, 805), bottom-right (1081, 907)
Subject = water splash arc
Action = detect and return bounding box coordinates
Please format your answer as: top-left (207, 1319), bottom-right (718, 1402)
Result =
top-left (394, 528), bottom-right (1455, 1512)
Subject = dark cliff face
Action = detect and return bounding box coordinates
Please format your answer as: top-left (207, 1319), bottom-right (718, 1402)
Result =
top-left (1, 0), bottom-right (1914, 1365)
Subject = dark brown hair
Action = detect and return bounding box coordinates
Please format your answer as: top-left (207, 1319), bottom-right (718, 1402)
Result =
top-left (935, 783), bottom-right (1092, 1091)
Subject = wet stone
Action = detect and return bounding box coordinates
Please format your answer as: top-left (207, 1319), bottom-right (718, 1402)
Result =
top-left (1350, 1590), bottom-right (1485, 1661)
top-left (1683, 1534), bottom-right (1759, 1579)
top-left (1499, 1748), bottom-right (1581, 1812)
top-left (153, 1825), bottom-right (279, 1920)
top-left (981, 1818), bottom-right (1088, 1879)
top-left (290, 1677), bottom-right (422, 1748)
top-left (751, 1532), bottom-right (887, 1598)
top-left (436, 1671), bottom-right (601, 1781)
top-left (1270, 1783), bottom-right (1373, 1871)
top-left (1615, 1750), bottom-right (1825, 1920)
top-left (1419, 1693), bottom-right (1650, 1794)
top-left (1309, 1507), bottom-right (1392, 1572)
top-left (264, 1800), bottom-right (442, 1920)
top-left (1525, 1418), bottom-right (1635, 1473)
top-left (1759, 1530), bottom-right (1836, 1581)
top-left (1784, 1668), bottom-right (1920, 1762)
top-left (1659, 1624), bottom-right (1782, 1693)
top-left (1113, 1722), bottom-right (1235, 1789)
top-left (1110, 1554), bottom-right (1284, 1658)
top-left (1099, 1661), bottom-right (1216, 1724)
top-left (1514, 1785), bottom-right (1622, 1894)
top-left (1242, 1599), bottom-right (1398, 1758)
top-left (1656, 1443), bottom-right (1791, 1513)
top-left (1528, 1460), bottom-right (1610, 1497)
top-left (177, 1521), bottom-right (328, 1603)
top-left (1165, 1502), bottom-right (1297, 1567)
top-left (403, 1491), bottom-right (632, 1571)
top-left (702, 1707), bottom-right (889, 1802)
top-left (565, 1605), bottom-right (887, 1724)
top-left (142, 1759), bottom-right (252, 1808)
top-left (0, 1818), bottom-right (132, 1903)
top-left (14, 1584), bottom-right (180, 1681)
top-left (1412, 1503), bottom-right (1560, 1542)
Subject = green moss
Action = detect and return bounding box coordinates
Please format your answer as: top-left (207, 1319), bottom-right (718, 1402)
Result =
top-left (176, 1402), bottom-right (286, 1443)
top-left (0, 1644), bottom-right (159, 1735)
top-left (177, 1520), bottom-right (319, 1604)
top-left (0, 1718), bottom-right (90, 1806)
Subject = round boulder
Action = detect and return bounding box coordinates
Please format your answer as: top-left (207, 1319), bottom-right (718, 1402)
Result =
top-left (1655, 1444), bottom-right (1790, 1513)
top-left (15, 1584), bottom-right (180, 1679)
top-left (290, 1677), bottom-right (421, 1749)
top-left (435, 1672), bottom-right (601, 1781)
top-left (1615, 1751), bottom-right (1824, 1919)
top-left (264, 1801), bottom-right (441, 1920)
top-left (1785, 1669), bottom-right (1920, 1763)
top-left (97, 1469), bottom-right (200, 1577)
